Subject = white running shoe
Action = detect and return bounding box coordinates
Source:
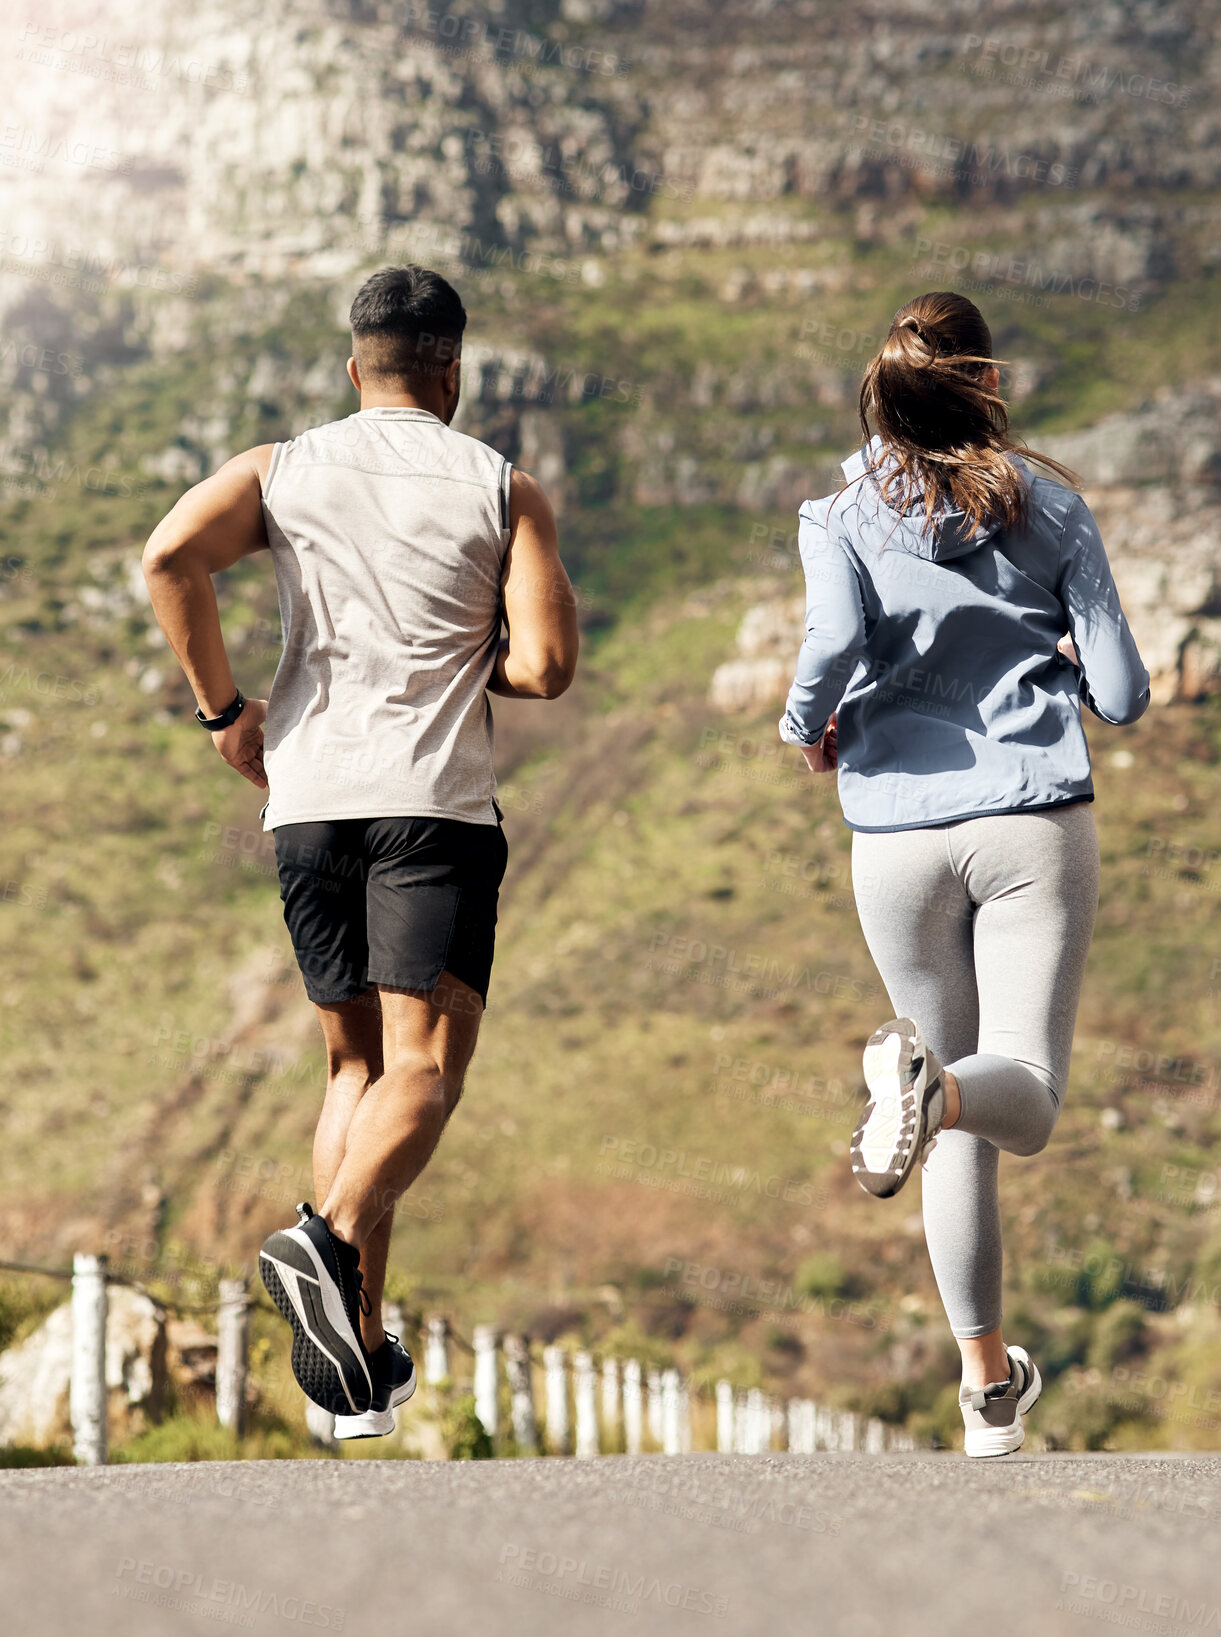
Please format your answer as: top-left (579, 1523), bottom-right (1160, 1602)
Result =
top-left (959, 1345), bottom-right (1042, 1457)
top-left (333, 1334), bottom-right (417, 1440)
top-left (851, 1017), bottom-right (945, 1198)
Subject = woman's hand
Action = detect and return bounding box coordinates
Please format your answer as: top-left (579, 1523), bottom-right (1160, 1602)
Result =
top-left (799, 713), bottom-right (837, 774)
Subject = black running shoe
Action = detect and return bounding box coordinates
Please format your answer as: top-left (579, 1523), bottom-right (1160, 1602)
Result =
top-left (259, 1203), bottom-right (375, 1415)
top-left (333, 1334), bottom-right (417, 1440)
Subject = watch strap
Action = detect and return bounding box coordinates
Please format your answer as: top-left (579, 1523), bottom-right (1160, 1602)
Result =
top-left (195, 690), bottom-right (246, 731)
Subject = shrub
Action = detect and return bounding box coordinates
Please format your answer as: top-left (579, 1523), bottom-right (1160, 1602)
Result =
top-left (1037, 1375), bottom-right (1151, 1452)
top-left (112, 1407), bottom-right (313, 1464)
top-left (0, 1279), bottom-right (65, 1353)
top-left (1076, 1239), bottom-right (1128, 1309)
top-left (765, 1327), bottom-right (805, 1361)
top-left (1086, 1301), bottom-right (1149, 1372)
top-left (441, 1394), bottom-right (493, 1460)
top-left (795, 1254), bottom-right (852, 1302)
top-left (907, 1382), bottom-right (964, 1451)
top-left (0, 1446), bottom-right (74, 1469)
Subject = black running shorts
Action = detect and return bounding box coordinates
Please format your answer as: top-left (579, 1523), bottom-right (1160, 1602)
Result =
top-left (273, 817), bottom-right (509, 1006)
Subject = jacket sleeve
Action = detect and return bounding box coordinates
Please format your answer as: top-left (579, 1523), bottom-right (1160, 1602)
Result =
top-left (1057, 495), bottom-right (1150, 726)
top-left (778, 500), bottom-right (868, 746)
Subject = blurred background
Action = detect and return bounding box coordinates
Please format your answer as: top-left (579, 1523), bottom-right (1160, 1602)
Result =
top-left (0, 0), bottom-right (1219, 1462)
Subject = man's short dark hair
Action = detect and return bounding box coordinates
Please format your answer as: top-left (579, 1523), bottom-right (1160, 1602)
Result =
top-left (348, 266), bottom-right (467, 385)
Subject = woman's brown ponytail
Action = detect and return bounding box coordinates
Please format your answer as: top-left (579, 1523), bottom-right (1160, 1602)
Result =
top-left (858, 292), bottom-right (1078, 536)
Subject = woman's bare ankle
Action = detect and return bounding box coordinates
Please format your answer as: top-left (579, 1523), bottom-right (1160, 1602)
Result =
top-left (958, 1326), bottom-right (1009, 1390)
top-left (941, 1070), bottom-right (961, 1129)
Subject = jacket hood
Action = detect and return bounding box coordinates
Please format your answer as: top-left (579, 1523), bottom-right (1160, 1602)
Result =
top-left (840, 436), bottom-right (1026, 562)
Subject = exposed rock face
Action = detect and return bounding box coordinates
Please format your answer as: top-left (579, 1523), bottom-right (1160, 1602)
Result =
top-left (3, 0), bottom-right (1214, 277)
top-left (638, 1), bottom-right (1218, 207)
top-left (1, 0), bottom-right (644, 282)
top-left (1, 0), bottom-right (1211, 335)
top-left (0, 1288), bottom-right (168, 1449)
top-left (709, 593), bottom-right (803, 714)
top-left (1080, 483), bottom-right (1221, 704)
top-left (166, 1318), bottom-right (219, 1399)
top-left (1044, 385), bottom-right (1221, 701)
top-left (708, 655), bottom-right (792, 716)
top-left (711, 387), bottom-right (1221, 711)
top-left (1041, 385), bottom-right (1221, 490)
top-left (518, 408), bottom-right (568, 516)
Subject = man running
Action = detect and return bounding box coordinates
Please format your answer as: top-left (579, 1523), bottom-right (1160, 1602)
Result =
top-left (143, 265), bottom-right (578, 1436)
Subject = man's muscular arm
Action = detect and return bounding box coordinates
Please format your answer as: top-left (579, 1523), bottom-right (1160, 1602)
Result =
top-left (142, 445), bottom-right (275, 788)
top-left (489, 468), bottom-right (579, 700)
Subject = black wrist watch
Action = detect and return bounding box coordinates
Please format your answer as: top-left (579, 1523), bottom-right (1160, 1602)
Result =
top-left (195, 690), bottom-right (246, 731)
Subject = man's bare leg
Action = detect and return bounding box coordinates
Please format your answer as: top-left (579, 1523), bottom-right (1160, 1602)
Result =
top-left (310, 990), bottom-right (394, 1351)
top-left (319, 970), bottom-right (483, 1259)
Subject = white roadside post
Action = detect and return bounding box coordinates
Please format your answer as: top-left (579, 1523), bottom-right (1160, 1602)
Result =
top-left (623, 1359), bottom-right (643, 1455)
top-left (746, 1388), bottom-right (767, 1454)
top-left (473, 1324), bottom-right (499, 1443)
top-left (216, 1278), bottom-right (250, 1436)
top-left (771, 1399), bottom-right (786, 1452)
top-left (574, 1352), bottom-right (599, 1457)
top-left (503, 1335), bottom-right (538, 1455)
top-left (733, 1390), bottom-right (750, 1454)
top-left (660, 1368), bottom-right (681, 1455)
top-left (601, 1356), bottom-right (621, 1449)
top-left (304, 1401), bottom-right (336, 1445)
top-left (716, 1380), bottom-right (735, 1453)
top-left (543, 1344), bottom-right (570, 1455)
top-left (679, 1380), bottom-right (692, 1454)
top-left (786, 1398), bottom-right (801, 1453)
top-left (646, 1368), bottom-right (664, 1448)
top-left (815, 1404), bottom-right (835, 1451)
top-left (424, 1314), bottom-right (450, 1384)
top-left (70, 1253), bottom-right (108, 1467)
top-left (793, 1399), bottom-right (817, 1454)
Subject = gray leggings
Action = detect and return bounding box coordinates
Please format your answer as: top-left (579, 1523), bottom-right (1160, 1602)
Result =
top-left (851, 803), bottom-right (1100, 1339)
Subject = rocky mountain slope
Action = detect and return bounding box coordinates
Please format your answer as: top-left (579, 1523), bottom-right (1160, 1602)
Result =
top-left (4, 0), bottom-right (1221, 523)
top-left (712, 380), bottom-right (1221, 715)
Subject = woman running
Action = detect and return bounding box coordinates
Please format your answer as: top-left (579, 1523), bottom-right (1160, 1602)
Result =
top-left (779, 291), bottom-right (1150, 1456)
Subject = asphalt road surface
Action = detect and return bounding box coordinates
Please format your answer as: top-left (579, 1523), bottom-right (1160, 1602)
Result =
top-left (3, 1453), bottom-right (1219, 1636)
